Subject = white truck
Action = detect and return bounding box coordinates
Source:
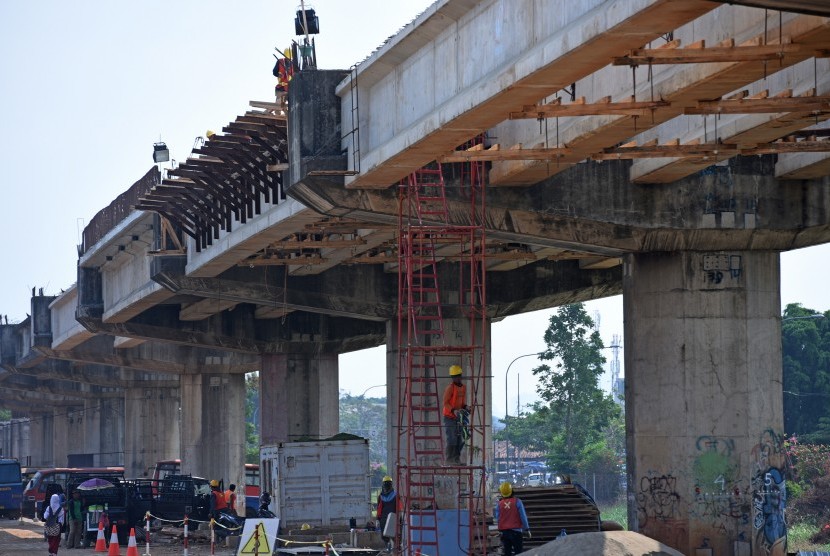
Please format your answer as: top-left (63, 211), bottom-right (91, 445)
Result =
top-left (260, 435), bottom-right (371, 528)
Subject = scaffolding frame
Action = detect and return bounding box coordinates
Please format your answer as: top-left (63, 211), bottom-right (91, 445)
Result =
top-left (395, 144), bottom-right (489, 556)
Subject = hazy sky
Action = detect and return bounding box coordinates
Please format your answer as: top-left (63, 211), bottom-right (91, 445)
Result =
top-left (2, 1), bottom-right (829, 417)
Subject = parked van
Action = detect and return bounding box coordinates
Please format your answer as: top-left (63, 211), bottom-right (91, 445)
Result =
top-left (526, 472), bottom-right (545, 487)
top-left (22, 467), bottom-right (124, 518)
top-left (0, 458), bottom-right (23, 518)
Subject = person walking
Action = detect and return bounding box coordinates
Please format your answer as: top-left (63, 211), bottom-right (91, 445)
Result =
top-left (495, 482), bottom-right (531, 556)
top-left (442, 364), bottom-right (467, 464)
top-left (376, 475), bottom-right (399, 550)
top-left (65, 490), bottom-right (84, 549)
top-left (43, 493), bottom-right (66, 556)
top-left (224, 483), bottom-right (238, 516)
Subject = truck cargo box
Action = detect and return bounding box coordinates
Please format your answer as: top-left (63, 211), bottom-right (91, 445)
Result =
top-left (260, 435), bottom-right (371, 528)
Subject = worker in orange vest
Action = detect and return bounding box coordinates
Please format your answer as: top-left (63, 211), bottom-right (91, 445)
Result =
top-left (224, 483), bottom-right (238, 516)
top-left (209, 479), bottom-right (228, 520)
top-left (274, 47), bottom-right (295, 107)
top-left (442, 365), bottom-right (467, 465)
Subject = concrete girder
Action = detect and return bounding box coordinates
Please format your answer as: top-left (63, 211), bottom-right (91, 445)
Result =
top-left (290, 155), bottom-right (830, 255)
top-left (339, 0), bottom-right (719, 189)
top-left (0, 368), bottom-right (119, 400)
top-left (710, 0), bottom-right (830, 17)
top-left (152, 257), bottom-right (397, 322)
top-left (629, 57), bottom-right (830, 183)
top-left (489, 12), bottom-right (830, 185)
top-left (7, 357), bottom-right (177, 390)
top-left (75, 304), bottom-right (386, 356)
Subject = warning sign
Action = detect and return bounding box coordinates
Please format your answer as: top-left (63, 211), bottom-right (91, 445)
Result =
top-left (237, 518), bottom-right (279, 555)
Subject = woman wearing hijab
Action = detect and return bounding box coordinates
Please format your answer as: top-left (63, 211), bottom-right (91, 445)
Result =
top-left (43, 493), bottom-right (65, 556)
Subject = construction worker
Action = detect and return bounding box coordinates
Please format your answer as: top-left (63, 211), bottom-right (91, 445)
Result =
top-left (376, 475), bottom-right (399, 550)
top-left (495, 482), bottom-right (530, 556)
top-left (224, 483), bottom-right (237, 516)
top-left (442, 364), bottom-right (467, 464)
top-left (209, 479), bottom-right (228, 520)
top-left (274, 47), bottom-right (295, 108)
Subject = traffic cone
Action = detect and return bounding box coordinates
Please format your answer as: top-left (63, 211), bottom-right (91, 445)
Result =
top-left (108, 524), bottom-right (121, 556)
top-left (126, 528), bottom-right (139, 556)
top-left (94, 522), bottom-right (107, 552)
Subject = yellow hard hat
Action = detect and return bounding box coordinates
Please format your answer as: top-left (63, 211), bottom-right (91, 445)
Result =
top-left (210, 479), bottom-right (219, 488)
top-left (206, 130), bottom-right (215, 139)
top-left (284, 48), bottom-right (292, 59)
top-left (449, 365), bottom-right (462, 376)
top-left (301, 523), bottom-right (311, 530)
top-left (499, 482), bottom-right (513, 497)
top-left (382, 476), bottom-right (393, 483)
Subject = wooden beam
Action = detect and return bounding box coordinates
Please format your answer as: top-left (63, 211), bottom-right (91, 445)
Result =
top-left (441, 147), bottom-right (571, 162)
top-left (240, 256), bottom-right (329, 267)
top-left (593, 143), bottom-right (740, 160)
top-left (268, 237), bottom-right (367, 249)
top-left (510, 99), bottom-right (670, 119)
top-left (685, 96), bottom-right (830, 115)
top-left (613, 42), bottom-right (801, 65)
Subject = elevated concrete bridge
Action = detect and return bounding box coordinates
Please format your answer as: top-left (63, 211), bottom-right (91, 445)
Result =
top-left (2, 1), bottom-right (830, 552)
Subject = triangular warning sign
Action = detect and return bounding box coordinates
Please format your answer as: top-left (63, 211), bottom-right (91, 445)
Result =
top-left (240, 522), bottom-right (271, 554)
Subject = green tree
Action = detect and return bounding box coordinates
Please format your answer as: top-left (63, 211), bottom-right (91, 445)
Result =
top-left (339, 393), bottom-right (387, 465)
top-left (782, 303), bottom-right (830, 443)
top-left (533, 303), bottom-right (620, 474)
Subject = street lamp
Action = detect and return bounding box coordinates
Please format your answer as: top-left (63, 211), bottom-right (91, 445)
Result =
top-left (504, 352), bottom-right (544, 474)
top-left (360, 384), bottom-right (386, 398)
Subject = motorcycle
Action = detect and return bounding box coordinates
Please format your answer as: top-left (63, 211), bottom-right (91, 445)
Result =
top-left (257, 504), bottom-right (276, 518)
top-left (214, 509), bottom-right (245, 540)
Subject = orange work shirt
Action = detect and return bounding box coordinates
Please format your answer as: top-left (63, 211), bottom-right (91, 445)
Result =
top-left (443, 382), bottom-right (466, 418)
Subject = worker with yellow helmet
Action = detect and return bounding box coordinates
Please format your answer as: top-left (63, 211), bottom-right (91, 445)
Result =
top-left (442, 364), bottom-right (467, 464)
top-left (376, 474), bottom-right (399, 550)
top-left (495, 482), bottom-right (531, 555)
top-left (209, 479), bottom-right (228, 520)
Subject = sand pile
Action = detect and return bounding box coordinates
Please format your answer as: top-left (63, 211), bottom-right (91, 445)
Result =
top-left (523, 530), bottom-right (684, 556)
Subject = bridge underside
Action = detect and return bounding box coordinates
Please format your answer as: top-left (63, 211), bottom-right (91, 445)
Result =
top-left (3, 1), bottom-right (830, 553)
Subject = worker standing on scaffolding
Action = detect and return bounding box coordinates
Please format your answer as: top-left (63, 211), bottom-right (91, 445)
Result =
top-left (273, 47), bottom-right (294, 108)
top-left (442, 365), bottom-right (467, 465)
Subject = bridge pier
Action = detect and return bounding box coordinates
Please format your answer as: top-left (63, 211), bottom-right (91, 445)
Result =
top-left (179, 372), bottom-right (246, 489)
top-left (260, 353), bottom-right (339, 444)
top-left (625, 250), bottom-right (785, 556)
top-left (124, 385), bottom-right (180, 477)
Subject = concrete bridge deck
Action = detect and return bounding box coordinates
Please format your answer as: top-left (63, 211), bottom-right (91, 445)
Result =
top-left (2, 1), bottom-right (830, 553)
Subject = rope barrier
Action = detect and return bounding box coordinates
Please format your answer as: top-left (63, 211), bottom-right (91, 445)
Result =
top-left (136, 510), bottom-right (347, 554)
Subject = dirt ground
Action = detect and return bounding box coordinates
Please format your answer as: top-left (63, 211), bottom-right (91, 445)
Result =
top-left (0, 517), bottom-right (241, 556)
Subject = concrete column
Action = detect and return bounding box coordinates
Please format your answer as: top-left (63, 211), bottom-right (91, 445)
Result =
top-left (624, 251), bottom-right (785, 556)
top-left (180, 372), bottom-right (246, 491)
top-left (52, 408), bottom-right (69, 467)
top-left (385, 318), bottom-right (493, 482)
top-left (124, 386), bottom-right (180, 477)
top-left (29, 412), bottom-right (51, 467)
top-left (260, 353), bottom-right (339, 445)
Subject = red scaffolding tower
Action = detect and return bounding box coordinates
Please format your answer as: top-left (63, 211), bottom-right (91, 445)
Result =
top-left (395, 147), bottom-right (489, 555)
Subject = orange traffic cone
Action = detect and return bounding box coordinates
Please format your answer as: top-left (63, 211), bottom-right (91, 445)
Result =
top-left (94, 522), bottom-right (107, 552)
top-left (126, 528), bottom-right (139, 556)
top-left (108, 524), bottom-right (121, 556)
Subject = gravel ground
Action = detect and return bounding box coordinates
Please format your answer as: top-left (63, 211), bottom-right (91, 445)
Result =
top-left (0, 517), bottom-right (241, 555)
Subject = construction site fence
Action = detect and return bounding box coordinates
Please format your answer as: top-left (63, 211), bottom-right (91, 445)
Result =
top-left (568, 472), bottom-right (625, 503)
